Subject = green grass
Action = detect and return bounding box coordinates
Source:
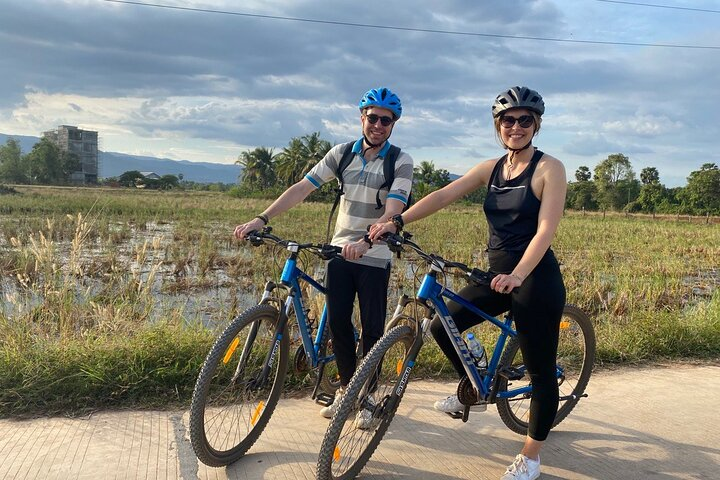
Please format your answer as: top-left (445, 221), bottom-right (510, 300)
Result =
top-left (0, 185), bottom-right (718, 416)
top-left (0, 323), bottom-right (214, 416)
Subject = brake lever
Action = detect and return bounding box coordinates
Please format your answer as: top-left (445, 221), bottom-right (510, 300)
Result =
top-left (382, 232), bottom-right (404, 255)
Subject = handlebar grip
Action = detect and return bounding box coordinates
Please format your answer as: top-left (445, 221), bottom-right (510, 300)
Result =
top-left (469, 268), bottom-right (494, 286)
top-left (318, 244), bottom-right (343, 260)
top-left (247, 230), bottom-right (265, 247)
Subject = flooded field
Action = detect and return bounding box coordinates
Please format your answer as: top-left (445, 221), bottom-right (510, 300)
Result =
top-left (1, 186), bottom-right (718, 351)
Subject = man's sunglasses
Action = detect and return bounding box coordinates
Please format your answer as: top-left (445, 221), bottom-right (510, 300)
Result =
top-left (365, 114), bottom-right (395, 127)
top-left (500, 114), bottom-right (535, 128)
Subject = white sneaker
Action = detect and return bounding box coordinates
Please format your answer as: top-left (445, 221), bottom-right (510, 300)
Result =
top-left (433, 394), bottom-right (487, 413)
top-left (500, 454), bottom-right (540, 480)
top-left (319, 387), bottom-right (345, 418)
top-left (352, 395), bottom-right (377, 430)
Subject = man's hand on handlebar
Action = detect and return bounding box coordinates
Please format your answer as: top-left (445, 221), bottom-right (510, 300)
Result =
top-left (234, 218), bottom-right (266, 240)
top-left (342, 239), bottom-right (371, 260)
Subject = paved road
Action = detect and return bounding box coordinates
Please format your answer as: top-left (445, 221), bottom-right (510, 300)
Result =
top-left (1, 364), bottom-right (718, 480)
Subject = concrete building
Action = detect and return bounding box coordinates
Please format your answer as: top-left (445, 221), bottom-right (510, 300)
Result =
top-left (43, 125), bottom-right (99, 184)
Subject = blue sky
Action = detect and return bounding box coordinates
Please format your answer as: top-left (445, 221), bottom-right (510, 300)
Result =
top-left (1, 0), bottom-right (719, 187)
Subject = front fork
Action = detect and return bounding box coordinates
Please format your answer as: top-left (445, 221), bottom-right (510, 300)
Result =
top-left (375, 295), bottom-right (433, 403)
top-left (232, 281), bottom-right (288, 387)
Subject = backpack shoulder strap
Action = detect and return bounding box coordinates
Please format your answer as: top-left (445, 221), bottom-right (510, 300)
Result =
top-left (376, 145), bottom-right (402, 209)
top-left (325, 141), bottom-right (356, 243)
top-left (335, 141), bottom-right (356, 186)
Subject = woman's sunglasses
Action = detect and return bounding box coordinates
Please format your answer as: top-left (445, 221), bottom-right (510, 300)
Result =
top-left (364, 114), bottom-right (395, 127)
top-left (500, 114), bottom-right (535, 128)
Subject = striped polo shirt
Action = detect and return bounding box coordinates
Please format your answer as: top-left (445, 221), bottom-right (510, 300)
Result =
top-left (305, 138), bottom-right (414, 268)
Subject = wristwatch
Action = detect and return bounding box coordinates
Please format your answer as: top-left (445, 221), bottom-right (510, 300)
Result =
top-left (390, 214), bottom-right (404, 231)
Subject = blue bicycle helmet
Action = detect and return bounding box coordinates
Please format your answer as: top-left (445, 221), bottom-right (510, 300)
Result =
top-left (358, 87), bottom-right (402, 119)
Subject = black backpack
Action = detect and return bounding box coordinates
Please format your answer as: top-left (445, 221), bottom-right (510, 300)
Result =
top-left (325, 141), bottom-right (412, 242)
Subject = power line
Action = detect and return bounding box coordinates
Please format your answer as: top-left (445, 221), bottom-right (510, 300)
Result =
top-left (592, 0), bottom-right (720, 14)
top-left (101, 0), bottom-right (720, 50)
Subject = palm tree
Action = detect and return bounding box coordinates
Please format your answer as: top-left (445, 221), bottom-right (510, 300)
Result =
top-left (276, 132), bottom-right (331, 186)
top-left (413, 161), bottom-right (437, 185)
top-left (236, 147), bottom-right (276, 188)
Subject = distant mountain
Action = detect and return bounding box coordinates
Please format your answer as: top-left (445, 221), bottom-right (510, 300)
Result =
top-left (100, 151), bottom-right (241, 184)
top-left (0, 133), bottom-right (38, 154)
top-left (0, 133), bottom-right (241, 184)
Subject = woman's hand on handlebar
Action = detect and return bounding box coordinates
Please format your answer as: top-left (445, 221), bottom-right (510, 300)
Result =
top-left (234, 218), bottom-right (265, 240)
top-left (367, 220), bottom-right (397, 243)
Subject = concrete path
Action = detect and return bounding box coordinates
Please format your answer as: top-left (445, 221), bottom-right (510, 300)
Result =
top-left (1, 364), bottom-right (718, 480)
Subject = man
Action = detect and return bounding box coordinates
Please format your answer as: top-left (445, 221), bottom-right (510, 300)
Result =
top-left (234, 87), bottom-right (414, 417)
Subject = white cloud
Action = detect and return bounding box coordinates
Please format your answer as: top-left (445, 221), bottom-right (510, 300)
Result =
top-left (0, 0), bottom-right (719, 187)
top-left (603, 115), bottom-right (683, 137)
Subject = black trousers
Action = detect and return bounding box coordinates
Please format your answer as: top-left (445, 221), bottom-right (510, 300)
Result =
top-left (429, 250), bottom-right (565, 441)
top-left (326, 258), bottom-right (391, 386)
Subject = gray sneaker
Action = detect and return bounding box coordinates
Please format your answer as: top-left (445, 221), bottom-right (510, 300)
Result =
top-left (433, 394), bottom-right (487, 414)
top-left (319, 387), bottom-right (345, 418)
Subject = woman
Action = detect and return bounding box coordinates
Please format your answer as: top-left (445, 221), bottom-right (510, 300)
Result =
top-left (369, 86), bottom-right (566, 480)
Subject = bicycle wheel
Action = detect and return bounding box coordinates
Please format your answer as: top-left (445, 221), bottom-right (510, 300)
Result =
top-left (317, 325), bottom-right (414, 480)
top-left (189, 304), bottom-right (289, 466)
top-left (496, 304), bottom-right (595, 435)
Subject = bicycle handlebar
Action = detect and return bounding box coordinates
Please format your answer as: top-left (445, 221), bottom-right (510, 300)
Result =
top-left (381, 231), bottom-right (495, 286)
top-left (246, 226), bottom-right (343, 260)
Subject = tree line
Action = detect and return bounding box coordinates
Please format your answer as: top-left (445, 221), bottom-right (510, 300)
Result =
top-left (0, 138), bottom-right (190, 191)
top-left (567, 153), bottom-right (720, 215)
top-left (2, 133), bottom-right (718, 215)
top-left (0, 137), bottom-right (81, 185)
top-left (234, 133), bottom-right (720, 215)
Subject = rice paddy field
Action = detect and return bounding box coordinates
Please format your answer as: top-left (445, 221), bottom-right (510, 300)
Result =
top-left (1, 185), bottom-right (718, 416)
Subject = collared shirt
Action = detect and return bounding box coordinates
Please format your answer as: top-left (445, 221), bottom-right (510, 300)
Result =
top-left (306, 138), bottom-right (414, 267)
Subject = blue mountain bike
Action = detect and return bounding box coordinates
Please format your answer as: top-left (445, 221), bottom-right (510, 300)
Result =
top-left (317, 231), bottom-right (595, 480)
top-left (189, 227), bottom-right (349, 466)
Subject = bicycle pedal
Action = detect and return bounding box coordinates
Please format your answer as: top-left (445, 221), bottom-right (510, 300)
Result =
top-left (498, 367), bottom-right (525, 381)
top-left (446, 411), bottom-right (464, 420)
top-left (315, 392), bottom-right (334, 407)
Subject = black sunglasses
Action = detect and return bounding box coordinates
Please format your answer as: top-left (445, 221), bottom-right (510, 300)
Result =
top-left (500, 114), bottom-right (535, 128)
top-left (365, 113), bottom-right (395, 127)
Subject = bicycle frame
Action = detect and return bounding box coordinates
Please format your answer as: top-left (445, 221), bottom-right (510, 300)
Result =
top-left (416, 268), bottom-right (532, 402)
top-left (275, 242), bottom-right (333, 367)
top-left (253, 242), bottom-right (335, 381)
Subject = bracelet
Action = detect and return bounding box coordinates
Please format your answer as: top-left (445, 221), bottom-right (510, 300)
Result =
top-left (363, 234), bottom-right (373, 248)
top-left (254, 214), bottom-right (269, 225)
top-left (390, 214), bottom-right (404, 231)
top-left (510, 273), bottom-right (524, 283)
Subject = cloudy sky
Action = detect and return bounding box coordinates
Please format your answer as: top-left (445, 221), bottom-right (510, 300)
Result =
top-left (1, 0), bottom-right (719, 187)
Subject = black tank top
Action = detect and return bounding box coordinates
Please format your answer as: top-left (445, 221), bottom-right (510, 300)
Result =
top-left (483, 149), bottom-right (543, 252)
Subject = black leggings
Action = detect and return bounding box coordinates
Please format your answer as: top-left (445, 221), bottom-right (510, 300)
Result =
top-left (326, 258), bottom-right (391, 386)
top-left (429, 251), bottom-right (565, 441)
